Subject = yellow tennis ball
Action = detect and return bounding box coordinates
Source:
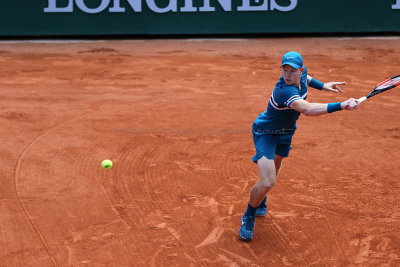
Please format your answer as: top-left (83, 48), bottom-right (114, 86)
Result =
top-left (102, 159), bottom-right (113, 169)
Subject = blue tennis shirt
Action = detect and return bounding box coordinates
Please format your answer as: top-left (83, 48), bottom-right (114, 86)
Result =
top-left (254, 66), bottom-right (308, 135)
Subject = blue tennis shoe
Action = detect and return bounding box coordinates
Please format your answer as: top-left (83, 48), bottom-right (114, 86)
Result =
top-left (239, 214), bottom-right (255, 241)
top-left (255, 196), bottom-right (267, 217)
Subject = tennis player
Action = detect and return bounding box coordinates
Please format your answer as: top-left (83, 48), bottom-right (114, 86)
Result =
top-left (239, 51), bottom-right (359, 241)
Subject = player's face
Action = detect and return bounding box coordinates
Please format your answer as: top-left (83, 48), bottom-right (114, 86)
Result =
top-left (281, 65), bottom-right (303, 86)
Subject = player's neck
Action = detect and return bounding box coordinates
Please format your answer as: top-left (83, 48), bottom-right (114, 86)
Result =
top-left (288, 81), bottom-right (301, 88)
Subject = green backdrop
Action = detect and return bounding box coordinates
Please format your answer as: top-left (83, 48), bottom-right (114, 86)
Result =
top-left (1, 0), bottom-right (400, 36)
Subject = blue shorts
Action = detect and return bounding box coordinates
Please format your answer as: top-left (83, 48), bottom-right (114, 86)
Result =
top-left (251, 123), bottom-right (293, 163)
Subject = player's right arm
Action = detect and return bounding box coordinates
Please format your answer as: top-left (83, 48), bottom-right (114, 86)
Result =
top-left (290, 98), bottom-right (359, 116)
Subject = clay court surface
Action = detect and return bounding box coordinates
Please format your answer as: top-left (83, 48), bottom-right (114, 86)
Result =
top-left (1, 37), bottom-right (400, 266)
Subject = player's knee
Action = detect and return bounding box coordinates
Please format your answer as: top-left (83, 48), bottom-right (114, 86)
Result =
top-left (261, 178), bottom-right (275, 192)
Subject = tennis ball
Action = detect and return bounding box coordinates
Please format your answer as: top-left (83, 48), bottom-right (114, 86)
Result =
top-left (102, 159), bottom-right (113, 169)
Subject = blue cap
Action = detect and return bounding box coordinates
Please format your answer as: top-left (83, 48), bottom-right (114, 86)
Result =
top-left (281, 51), bottom-right (303, 69)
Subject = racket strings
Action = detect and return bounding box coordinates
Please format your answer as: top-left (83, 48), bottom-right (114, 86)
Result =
top-left (376, 76), bottom-right (400, 89)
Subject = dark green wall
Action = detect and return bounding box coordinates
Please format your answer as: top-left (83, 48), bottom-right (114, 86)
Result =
top-left (1, 0), bottom-right (400, 36)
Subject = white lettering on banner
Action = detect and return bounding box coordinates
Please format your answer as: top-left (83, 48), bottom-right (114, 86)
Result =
top-left (181, 0), bottom-right (197, 12)
top-left (237, 0), bottom-right (268, 11)
top-left (393, 0), bottom-right (400, 9)
top-left (146, 0), bottom-right (177, 13)
top-left (270, 0), bottom-right (297, 12)
top-left (199, 0), bottom-right (231, 12)
top-left (109, 0), bottom-right (142, 12)
top-left (75, 0), bottom-right (110, 13)
top-left (44, 0), bottom-right (73, 12)
top-left (44, 0), bottom-right (298, 13)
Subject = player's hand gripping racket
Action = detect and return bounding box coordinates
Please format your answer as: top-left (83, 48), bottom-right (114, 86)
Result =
top-left (358, 75), bottom-right (400, 103)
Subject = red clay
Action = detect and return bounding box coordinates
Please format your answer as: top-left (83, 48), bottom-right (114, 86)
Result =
top-left (0, 38), bottom-right (399, 266)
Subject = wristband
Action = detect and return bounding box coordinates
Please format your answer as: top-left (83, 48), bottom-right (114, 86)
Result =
top-left (309, 78), bottom-right (324, 90)
top-left (327, 102), bottom-right (342, 113)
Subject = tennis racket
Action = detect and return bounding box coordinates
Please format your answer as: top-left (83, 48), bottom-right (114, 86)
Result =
top-left (358, 75), bottom-right (400, 103)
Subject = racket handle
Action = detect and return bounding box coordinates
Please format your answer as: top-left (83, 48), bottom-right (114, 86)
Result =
top-left (358, 96), bottom-right (367, 103)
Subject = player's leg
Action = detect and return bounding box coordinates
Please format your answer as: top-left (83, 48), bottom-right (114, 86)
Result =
top-left (240, 126), bottom-right (278, 241)
top-left (239, 156), bottom-right (276, 240)
top-left (250, 156), bottom-right (277, 207)
top-left (255, 154), bottom-right (284, 217)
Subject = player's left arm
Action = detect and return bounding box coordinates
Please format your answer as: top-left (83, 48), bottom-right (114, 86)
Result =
top-left (307, 75), bottom-right (346, 93)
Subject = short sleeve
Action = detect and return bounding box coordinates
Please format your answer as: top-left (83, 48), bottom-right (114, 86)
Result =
top-left (273, 85), bottom-right (301, 108)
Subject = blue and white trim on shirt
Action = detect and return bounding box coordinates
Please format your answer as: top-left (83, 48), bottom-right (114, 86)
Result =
top-left (269, 91), bottom-right (308, 110)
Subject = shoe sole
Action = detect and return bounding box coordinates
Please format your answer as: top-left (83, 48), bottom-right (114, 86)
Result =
top-left (240, 236), bottom-right (253, 241)
top-left (239, 230), bottom-right (253, 241)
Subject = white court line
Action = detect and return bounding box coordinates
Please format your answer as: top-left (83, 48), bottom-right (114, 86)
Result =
top-left (0, 40), bottom-right (108, 44)
top-left (183, 38), bottom-right (248, 42)
top-left (1, 36), bottom-right (399, 44)
top-left (0, 39), bottom-right (248, 44)
top-left (335, 36), bottom-right (400, 40)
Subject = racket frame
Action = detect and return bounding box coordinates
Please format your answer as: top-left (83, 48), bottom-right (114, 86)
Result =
top-left (358, 75), bottom-right (400, 103)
